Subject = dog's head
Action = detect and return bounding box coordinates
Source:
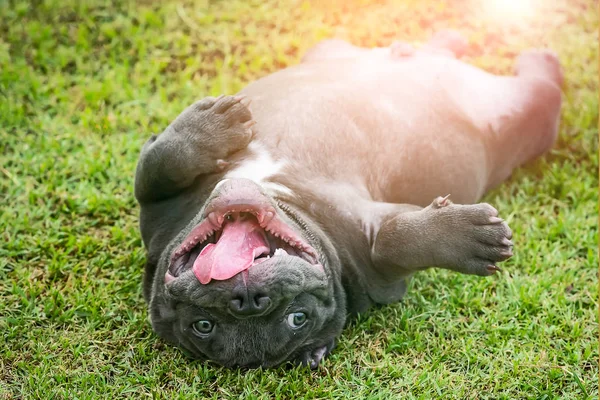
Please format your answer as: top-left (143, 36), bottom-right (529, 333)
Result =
top-left (148, 178), bottom-right (346, 368)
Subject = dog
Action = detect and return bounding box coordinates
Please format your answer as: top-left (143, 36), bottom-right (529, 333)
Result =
top-left (134, 30), bottom-right (562, 368)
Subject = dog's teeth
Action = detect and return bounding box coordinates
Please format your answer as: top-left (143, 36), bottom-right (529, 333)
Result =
top-left (302, 251), bottom-right (317, 264)
top-left (208, 212), bottom-right (221, 227)
top-left (274, 248), bottom-right (288, 256)
top-left (262, 211), bottom-right (275, 225)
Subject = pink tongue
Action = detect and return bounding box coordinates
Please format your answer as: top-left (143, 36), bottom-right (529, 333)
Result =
top-left (193, 218), bottom-right (270, 284)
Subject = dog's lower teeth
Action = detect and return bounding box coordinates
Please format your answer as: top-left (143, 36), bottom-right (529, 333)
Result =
top-left (274, 248), bottom-right (288, 256)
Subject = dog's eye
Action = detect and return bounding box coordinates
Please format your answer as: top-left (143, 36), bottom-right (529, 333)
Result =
top-left (286, 312), bottom-right (307, 328)
top-left (192, 320), bottom-right (214, 336)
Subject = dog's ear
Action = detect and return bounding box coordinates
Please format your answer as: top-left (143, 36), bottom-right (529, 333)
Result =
top-left (148, 292), bottom-right (179, 343)
top-left (293, 339), bottom-right (336, 369)
top-left (143, 259), bottom-right (157, 302)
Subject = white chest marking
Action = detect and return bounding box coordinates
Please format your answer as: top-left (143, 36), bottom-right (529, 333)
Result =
top-left (224, 142), bottom-right (294, 197)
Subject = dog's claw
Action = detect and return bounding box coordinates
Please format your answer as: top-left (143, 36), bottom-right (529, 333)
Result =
top-left (487, 265), bottom-right (502, 274)
top-left (244, 120), bottom-right (257, 138)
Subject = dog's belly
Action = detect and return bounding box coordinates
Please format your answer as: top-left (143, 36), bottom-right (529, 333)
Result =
top-left (234, 54), bottom-right (492, 206)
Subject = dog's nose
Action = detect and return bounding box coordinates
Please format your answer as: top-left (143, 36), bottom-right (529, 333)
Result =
top-left (229, 286), bottom-right (272, 317)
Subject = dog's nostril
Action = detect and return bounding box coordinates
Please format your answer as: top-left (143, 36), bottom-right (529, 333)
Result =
top-left (229, 291), bottom-right (272, 316)
top-left (230, 296), bottom-right (244, 311)
top-left (253, 294), bottom-right (270, 309)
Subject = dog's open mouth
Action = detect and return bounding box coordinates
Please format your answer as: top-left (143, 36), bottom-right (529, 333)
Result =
top-left (167, 205), bottom-right (320, 284)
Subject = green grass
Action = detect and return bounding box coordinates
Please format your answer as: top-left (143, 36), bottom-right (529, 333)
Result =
top-left (1, 0), bottom-right (597, 398)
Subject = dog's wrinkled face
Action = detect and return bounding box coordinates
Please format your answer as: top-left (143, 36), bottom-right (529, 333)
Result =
top-left (149, 179), bottom-right (346, 368)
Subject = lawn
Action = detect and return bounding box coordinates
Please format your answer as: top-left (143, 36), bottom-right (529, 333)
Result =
top-left (1, 0), bottom-right (597, 398)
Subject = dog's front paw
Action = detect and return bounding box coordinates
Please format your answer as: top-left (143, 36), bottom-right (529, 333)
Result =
top-left (425, 201), bottom-right (513, 276)
top-left (170, 94), bottom-right (255, 164)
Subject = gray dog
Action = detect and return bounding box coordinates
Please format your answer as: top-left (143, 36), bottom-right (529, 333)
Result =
top-left (134, 31), bottom-right (562, 368)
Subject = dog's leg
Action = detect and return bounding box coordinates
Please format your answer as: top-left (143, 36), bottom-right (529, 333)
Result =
top-left (481, 50), bottom-right (563, 190)
top-left (371, 196), bottom-right (513, 277)
top-left (134, 95), bottom-right (254, 203)
top-left (303, 30), bottom-right (468, 63)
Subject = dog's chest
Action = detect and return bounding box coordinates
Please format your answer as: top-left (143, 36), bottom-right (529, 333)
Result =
top-left (223, 140), bottom-right (376, 227)
top-left (224, 142), bottom-right (296, 198)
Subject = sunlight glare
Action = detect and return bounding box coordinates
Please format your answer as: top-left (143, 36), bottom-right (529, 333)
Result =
top-left (484, 0), bottom-right (535, 20)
